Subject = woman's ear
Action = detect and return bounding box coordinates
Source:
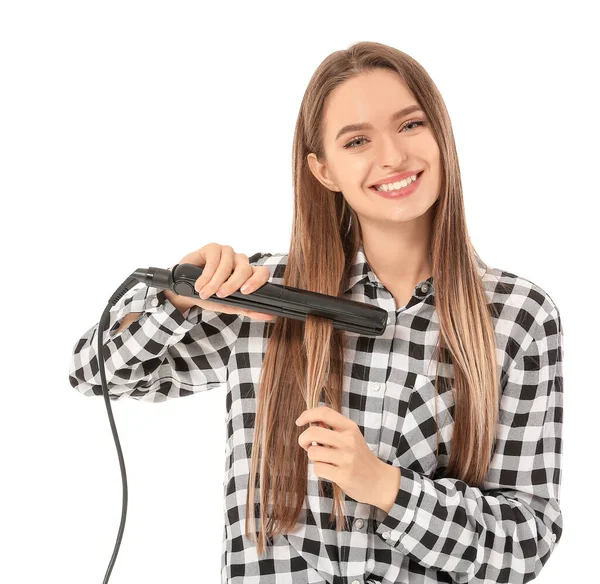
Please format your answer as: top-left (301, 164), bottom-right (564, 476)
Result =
top-left (307, 152), bottom-right (340, 192)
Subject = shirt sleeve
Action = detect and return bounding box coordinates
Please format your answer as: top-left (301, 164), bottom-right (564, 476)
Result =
top-left (68, 252), bottom-right (273, 403)
top-left (374, 304), bottom-right (564, 584)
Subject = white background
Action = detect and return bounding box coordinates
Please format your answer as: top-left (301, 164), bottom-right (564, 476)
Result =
top-left (1, 1), bottom-right (596, 582)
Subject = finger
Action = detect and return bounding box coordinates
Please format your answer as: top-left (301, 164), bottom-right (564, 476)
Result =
top-left (247, 312), bottom-right (276, 321)
top-left (307, 445), bottom-right (336, 463)
top-left (217, 254), bottom-right (271, 298)
top-left (240, 265), bottom-right (271, 295)
top-left (299, 425), bottom-right (336, 450)
top-left (194, 299), bottom-right (244, 315)
top-left (182, 243), bottom-right (223, 294)
top-left (212, 253), bottom-right (256, 299)
top-left (298, 406), bottom-right (348, 431)
top-left (197, 246), bottom-right (237, 299)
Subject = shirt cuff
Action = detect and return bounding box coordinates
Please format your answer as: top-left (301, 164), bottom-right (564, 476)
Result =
top-left (374, 466), bottom-right (423, 551)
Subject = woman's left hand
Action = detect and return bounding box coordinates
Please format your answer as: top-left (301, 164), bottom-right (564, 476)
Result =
top-left (296, 405), bottom-right (389, 506)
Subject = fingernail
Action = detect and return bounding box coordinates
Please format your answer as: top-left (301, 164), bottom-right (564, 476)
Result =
top-left (216, 288), bottom-right (225, 297)
top-left (240, 284), bottom-right (250, 294)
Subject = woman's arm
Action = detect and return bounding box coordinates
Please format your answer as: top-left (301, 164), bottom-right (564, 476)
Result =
top-left (373, 307), bottom-right (564, 584)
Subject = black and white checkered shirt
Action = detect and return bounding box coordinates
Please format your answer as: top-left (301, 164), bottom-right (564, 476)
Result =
top-left (69, 244), bottom-right (563, 584)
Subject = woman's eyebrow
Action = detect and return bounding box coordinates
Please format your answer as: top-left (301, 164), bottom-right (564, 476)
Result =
top-left (335, 104), bottom-right (424, 141)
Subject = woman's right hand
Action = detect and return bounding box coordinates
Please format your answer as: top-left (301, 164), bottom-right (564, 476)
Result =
top-left (163, 243), bottom-right (276, 321)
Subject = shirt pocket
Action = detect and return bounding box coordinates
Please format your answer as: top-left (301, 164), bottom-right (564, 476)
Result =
top-left (394, 372), bottom-right (455, 477)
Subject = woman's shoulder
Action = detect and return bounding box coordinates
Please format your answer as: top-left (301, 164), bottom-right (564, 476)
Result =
top-left (478, 260), bottom-right (561, 357)
top-left (481, 261), bottom-right (559, 320)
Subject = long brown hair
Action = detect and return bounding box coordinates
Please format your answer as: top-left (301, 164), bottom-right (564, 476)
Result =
top-left (245, 41), bottom-right (504, 556)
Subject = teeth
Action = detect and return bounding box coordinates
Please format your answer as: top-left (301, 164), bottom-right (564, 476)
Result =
top-left (374, 173), bottom-right (418, 191)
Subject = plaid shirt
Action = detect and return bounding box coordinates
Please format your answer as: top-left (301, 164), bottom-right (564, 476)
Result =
top-left (69, 245), bottom-right (563, 584)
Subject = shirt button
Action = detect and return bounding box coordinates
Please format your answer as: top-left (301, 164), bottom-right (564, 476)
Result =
top-left (351, 580), bottom-right (361, 584)
top-left (354, 518), bottom-right (364, 529)
top-left (371, 382), bottom-right (381, 392)
top-left (420, 283), bottom-right (429, 294)
top-left (551, 533), bottom-right (556, 542)
top-left (382, 531), bottom-right (391, 539)
top-left (150, 297), bottom-right (159, 307)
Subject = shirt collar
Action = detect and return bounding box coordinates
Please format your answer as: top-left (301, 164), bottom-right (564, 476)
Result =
top-left (344, 242), bottom-right (487, 295)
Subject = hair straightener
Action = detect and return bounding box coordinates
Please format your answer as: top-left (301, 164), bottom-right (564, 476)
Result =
top-left (134, 263), bottom-right (389, 336)
top-left (93, 263), bottom-right (388, 583)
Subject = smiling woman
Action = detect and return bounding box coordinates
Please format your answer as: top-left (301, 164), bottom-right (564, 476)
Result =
top-left (68, 39), bottom-right (563, 584)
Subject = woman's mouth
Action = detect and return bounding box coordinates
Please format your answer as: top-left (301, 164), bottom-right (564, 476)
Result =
top-left (369, 170), bottom-right (424, 199)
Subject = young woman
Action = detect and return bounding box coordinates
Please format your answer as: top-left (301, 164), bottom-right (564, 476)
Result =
top-left (70, 41), bottom-right (563, 584)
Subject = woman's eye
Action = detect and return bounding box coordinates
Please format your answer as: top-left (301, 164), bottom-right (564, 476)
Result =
top-left (343, 119), bottom-right (426, 149)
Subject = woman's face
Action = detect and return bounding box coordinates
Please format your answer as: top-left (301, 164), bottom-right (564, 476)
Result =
top-left (307, 69), bottom-right (441, 230)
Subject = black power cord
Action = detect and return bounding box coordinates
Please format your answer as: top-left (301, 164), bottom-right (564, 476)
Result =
top-left (97, 275), bottom-right (139, 583)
